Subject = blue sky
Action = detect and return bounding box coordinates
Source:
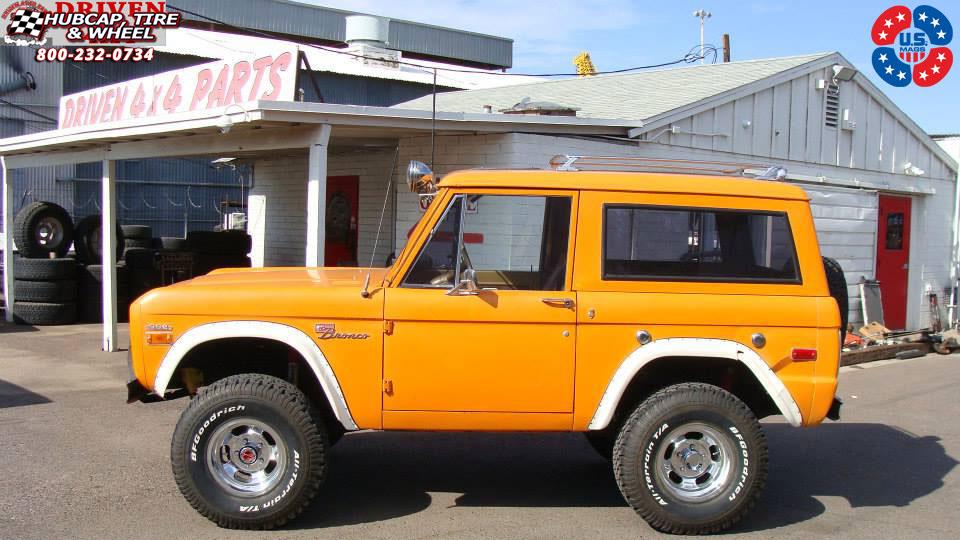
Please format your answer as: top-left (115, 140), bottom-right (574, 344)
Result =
top-left (314, 0), bottom-right (959, 134)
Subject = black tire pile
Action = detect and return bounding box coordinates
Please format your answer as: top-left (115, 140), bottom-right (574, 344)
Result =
top-left (10, 202), bottom-right (78, 325)
top-left (187, 230), bottom-right (252, 275)
top-left (6, 201), bottom-right (252, 326)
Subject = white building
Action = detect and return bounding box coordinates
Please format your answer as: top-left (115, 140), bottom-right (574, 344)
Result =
top-left (2, 51), bottom-right (956, 349)
top-left (252, 52), bottom-right (957, 331)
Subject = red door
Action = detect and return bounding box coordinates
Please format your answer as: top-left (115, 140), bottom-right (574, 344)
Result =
top-left (876, 195), bottom-right (911, 330)
top-left (325, 176), bottom-right (359, 266)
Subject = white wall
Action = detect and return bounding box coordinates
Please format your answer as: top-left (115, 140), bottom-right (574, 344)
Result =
top-left (248, 130), bottom-right (954, 330)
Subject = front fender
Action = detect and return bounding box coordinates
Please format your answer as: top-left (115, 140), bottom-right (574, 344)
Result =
top-left (153, 320), bottom-right (359, 431)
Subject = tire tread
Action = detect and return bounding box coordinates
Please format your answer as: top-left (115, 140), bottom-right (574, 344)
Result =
top-left (170, 374), bottom-right (326, 530)
top-left (612, 382), bottom-right (768, 535)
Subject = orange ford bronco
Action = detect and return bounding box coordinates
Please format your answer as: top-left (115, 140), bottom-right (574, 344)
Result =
top-left (127, 159), bottom-right (845, 534)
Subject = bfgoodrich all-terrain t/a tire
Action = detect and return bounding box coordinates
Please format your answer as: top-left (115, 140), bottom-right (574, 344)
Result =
top-left (171, 374), bottom-right (327, 529)
top-left (613, 383), bottom-right (768, 535)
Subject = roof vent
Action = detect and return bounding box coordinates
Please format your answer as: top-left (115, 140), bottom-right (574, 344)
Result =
top-left (824, 83), bottom-right (840, 128)
top-left (500, 97), bottom-right (579, 116)
top-left (344, 15), bottom-right (400, 68)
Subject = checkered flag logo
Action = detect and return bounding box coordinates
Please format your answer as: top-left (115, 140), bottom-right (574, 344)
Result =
top-left (7, 8), bottom-right (45, 39)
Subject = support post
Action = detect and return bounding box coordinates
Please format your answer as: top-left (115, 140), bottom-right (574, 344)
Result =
top-left (102, 159), bottom-right (118, 352)
top-left (305, 124), bottom-right (332, 267)
top-left (2, 157), bottom-right (13, 323)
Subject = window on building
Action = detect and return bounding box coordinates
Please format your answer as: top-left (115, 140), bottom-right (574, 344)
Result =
top-left (404, 194), bottom-right (572, 291)
top-left (603, 205), bottom-right (800, 283)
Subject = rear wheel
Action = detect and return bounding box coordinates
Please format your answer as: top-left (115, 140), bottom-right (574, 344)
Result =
top-left (613, 383), bottom-right (767, 535)
top-left (170, 374), bottom-right (327, 529)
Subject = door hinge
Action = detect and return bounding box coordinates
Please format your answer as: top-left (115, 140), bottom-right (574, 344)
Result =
top-left (383, 320), bottom-right (394, 335)
top-left (383, 379), bottom-right (394, 395)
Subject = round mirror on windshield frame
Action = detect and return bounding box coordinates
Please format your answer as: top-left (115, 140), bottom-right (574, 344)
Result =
top-left (406, 160), bottom-right (436, 193)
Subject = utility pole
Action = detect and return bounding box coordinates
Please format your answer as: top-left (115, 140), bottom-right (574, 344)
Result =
top-left (693, 9), bottom-right (711, 64)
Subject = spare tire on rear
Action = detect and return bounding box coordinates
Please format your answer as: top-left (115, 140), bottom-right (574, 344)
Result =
top-left (822, 256), bottom-right (848, 342)
top-left (13, 202), bottom-right (75, 258)
top-left (75, 215), bottom-right (125, 265)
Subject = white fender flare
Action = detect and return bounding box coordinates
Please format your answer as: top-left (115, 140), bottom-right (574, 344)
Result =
top-left (587, 337), bottom-right (803, 430)
top-left (153, 321), bottom-right (358, 431)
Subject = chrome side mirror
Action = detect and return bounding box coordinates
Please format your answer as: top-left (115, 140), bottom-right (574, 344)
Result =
top-left (446, 268), bottom-right (479, 296)
top-left (407, 160), bottom-right (437, 194)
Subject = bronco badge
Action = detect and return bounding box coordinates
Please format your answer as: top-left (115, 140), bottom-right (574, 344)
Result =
top-left (314, 323), bottom-right (369, 340)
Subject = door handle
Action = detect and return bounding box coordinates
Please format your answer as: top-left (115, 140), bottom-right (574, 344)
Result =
top-left (541, 297), bottom-right (575, 308)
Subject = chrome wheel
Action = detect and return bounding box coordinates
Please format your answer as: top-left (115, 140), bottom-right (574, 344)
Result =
top-left (34, 217), bottom-right (64, 247)
top-left (654, 422), bottom-right (734, 501)
top-left (206, 418), bottom-right (287, 497)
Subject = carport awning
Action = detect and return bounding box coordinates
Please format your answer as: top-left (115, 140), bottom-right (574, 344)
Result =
top-left (0, 101), bottom-right (638, 351)
top-left (0, 101), bottom-right (640, 167)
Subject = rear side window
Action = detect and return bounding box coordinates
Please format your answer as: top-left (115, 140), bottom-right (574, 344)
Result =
top-left (603, 205), bottom-right (800, 283)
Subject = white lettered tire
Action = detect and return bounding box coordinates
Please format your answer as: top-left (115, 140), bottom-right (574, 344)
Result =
top-left (170, 374), bottom-right (327, 529)
top-left (613, 383), bottom-right (768, 534)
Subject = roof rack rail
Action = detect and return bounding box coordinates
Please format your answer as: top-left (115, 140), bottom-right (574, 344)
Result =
top-left (548, 155), bottom-right (787, 180)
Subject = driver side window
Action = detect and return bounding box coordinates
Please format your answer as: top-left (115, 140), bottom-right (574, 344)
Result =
top-left (402, 194), bottom-right (572, 291)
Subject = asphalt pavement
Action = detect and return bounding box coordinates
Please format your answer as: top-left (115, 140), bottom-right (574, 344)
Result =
top-left (1, 322), bottom-right (957, 539)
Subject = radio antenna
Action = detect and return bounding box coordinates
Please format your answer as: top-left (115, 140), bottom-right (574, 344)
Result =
top-left (361, 145), bottom-right (400, 298)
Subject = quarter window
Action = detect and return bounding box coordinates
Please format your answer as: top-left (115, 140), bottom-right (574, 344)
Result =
top-left (404, 194), bottom-right (572, 291)
top-left (603, 205), bottom-right (800, 282)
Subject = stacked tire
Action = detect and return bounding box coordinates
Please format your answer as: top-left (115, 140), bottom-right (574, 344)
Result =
top-left (74, 217), bottom-right (129, 323)
top-left (12, 257), bottom-right (78, 325)
top-left (10, 202), bottom-right (78, 325)
top-left (187, 230), bottom-right (252, 275)
top-left (122, 224), bottom-right (153, 255)
top-left (78, 263), bottom-right (129, 323)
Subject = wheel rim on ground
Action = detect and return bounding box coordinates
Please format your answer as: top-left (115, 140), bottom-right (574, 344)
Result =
top-left (35, 217), bottom-right (64, 248)
top-left (206, 418), bottom-right (287, 497)
top-left (654, 422), bottom-right (735, 501)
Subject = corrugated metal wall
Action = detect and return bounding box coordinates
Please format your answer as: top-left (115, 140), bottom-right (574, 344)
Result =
top-left (170, 0), bottom-right (513, 69)
top-left (298, 70), bottom-right (448, 106)
top-left (657, 65), bottom-right (956, 182)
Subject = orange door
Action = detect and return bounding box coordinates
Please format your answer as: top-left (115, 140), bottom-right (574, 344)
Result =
top-left (382, 190), bottom-right (578, 429)
top-left (876, 195), bottom-right (911, 330)
top-left (383, 288), bottom-right (576, 414)
top-left (325, 176), bottom-right (359, 266)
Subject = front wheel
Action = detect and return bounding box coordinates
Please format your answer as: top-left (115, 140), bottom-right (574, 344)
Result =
top-left (170, 374), bottom-right (327, 529)
top-left (613, 383), bottom-right (768, 535)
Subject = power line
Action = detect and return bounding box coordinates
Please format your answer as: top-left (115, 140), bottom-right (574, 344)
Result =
top-left (166, 3), bottom-right (715, 78)
top-left (0, 97), bottom-right (57, 123)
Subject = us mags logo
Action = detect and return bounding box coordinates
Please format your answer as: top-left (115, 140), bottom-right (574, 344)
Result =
top-left (871, 5), bottom-right (953, 87)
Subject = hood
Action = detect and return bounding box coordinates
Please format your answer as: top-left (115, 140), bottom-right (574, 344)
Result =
top-left (135, 267), bottom-right (388, 319)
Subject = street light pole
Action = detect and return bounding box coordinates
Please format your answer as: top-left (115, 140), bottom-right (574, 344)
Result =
top-left (693, 9), bottom-right (712, 64)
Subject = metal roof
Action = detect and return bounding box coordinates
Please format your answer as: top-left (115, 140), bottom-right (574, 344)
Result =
top-left (394, 53), bottom-right (834, 120)
top-left (0, 101), bottom-right (640, 168)
top-left (168, 0), bottom-right (513, 69)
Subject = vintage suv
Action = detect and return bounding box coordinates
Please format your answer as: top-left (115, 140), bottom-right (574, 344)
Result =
top-left (127, 157), bottom-right (845, 534)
